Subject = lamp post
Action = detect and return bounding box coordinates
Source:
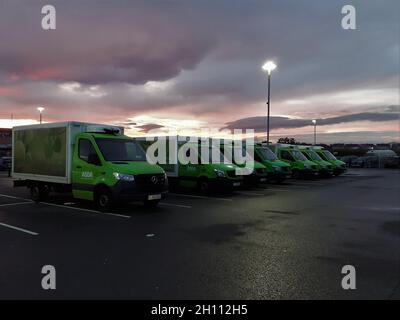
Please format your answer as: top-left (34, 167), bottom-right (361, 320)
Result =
top-left (312, 119), bottom-right (317, 145)
top-left (262, 60), bottom-right (277, 144)
top-left (37, 107), bottom-right (45, 124)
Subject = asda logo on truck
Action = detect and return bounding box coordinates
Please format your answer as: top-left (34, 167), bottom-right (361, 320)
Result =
top-left (81, 171), bottom-right (93, 179)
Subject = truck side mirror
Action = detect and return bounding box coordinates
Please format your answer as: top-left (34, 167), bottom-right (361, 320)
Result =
top-left (88, 153), bottom-right (101, 166)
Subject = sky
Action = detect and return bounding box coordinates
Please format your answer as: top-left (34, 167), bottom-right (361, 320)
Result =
top-left (0, 0), bottom-right (399, 143)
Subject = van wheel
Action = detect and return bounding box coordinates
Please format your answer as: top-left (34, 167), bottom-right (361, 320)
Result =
top-left (30, 184), bottom-right (49, 202)
top-left (144, 200), bottom-right (160, 208)
top-left (95, 187), bottom-right (114, 212)
top-left (198, 178), bottom-right (210, 194)
top-left (292, 170), bottom-right (300, 179)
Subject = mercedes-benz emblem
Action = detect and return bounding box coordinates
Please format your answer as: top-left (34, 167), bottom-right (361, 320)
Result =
top-left (151, 176), bottom-right (158, 184)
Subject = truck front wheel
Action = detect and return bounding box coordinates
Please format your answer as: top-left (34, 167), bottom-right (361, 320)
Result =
top-left (94, 187), bottom-right (114, 212)
top-left (198, 178), bottom-right (210, 194)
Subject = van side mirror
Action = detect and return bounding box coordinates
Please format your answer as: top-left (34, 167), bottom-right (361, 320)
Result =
top-left (88, 153), bottom-right (101, 166)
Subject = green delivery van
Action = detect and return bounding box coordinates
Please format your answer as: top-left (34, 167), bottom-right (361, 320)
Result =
top-left (139, 137), bottom-right (243, 193)
top-left (253, 144), bottom-right (291, 183)
top-left (268, 144), bottom-right (319, 179)
top-left (219, 142), bottom-right (269, 186)
top-left (298, 146), bottom-right (333, 177)
top-left (12, 122), bottom-right (168, 210)
top-left (313, 146), bottom-right (346, 176)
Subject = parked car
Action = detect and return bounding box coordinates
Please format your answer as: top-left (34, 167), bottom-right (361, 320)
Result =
top-left (339, 155), bottom-right (359, 168)
top-left (352, 156), bottom-right (379, 168)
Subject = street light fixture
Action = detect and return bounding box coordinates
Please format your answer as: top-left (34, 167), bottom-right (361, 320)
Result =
top-left (261, 60), bottom-right (277, 144)
top-left (37, 107), bottom-right (45, 124)
top-left (312, 119), bottom-right (317, 145)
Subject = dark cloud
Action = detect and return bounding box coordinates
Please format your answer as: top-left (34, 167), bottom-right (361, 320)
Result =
top-left (135, 123), bottom-right (164, 133)
top-left (223, 111), bottom-right (400, 132)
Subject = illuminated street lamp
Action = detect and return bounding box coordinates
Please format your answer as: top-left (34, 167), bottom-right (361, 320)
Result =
top-left (262, 60), bottom-right (277, 144)
top-left (312, 119), bottom-right (317, 145)
top-left (37, 107), bottom-right (45, 124)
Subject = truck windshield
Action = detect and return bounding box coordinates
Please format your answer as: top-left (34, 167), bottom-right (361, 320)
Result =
top-left (304, 150), bottom-right (323, 161)
top-left (291, 149), bottom-right (308, 161)
top-left (257, 147), bottom-right (278, 161)
top-left (322, 150), bottom-right (337, 160)
top-left (95, 138), bottom-right (147, 162)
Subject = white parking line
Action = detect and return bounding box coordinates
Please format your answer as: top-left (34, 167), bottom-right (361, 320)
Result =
top-left (160, 202), bottom-right (192, 209)
top-left (265, 188), bottom-right (291, 192)
top-left (0, 193), bottom-right (130, 218)
top-left (236, 191), bottom-right (265, 196)
top-left (40, 202), bottom-right (131, 219)
top-left (0, 193), bottom-right (27, 200)
top-left (0, 222), bottom-right (39, 236)
top-left (0, 201), bottom-right (32, 207)
top-left (169, 193), bottom-right (233, 202)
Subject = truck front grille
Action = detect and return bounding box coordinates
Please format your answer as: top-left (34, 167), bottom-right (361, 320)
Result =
top-left (134, 173), bottom-right (166, 191)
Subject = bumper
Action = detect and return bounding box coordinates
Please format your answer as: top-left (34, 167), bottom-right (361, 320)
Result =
top-left (212, 177), bottom-right (242, 190)
top-left (243, 173), bottom-right (268, 185)
top-left (333, 167), bottom-right (346, 175)
top-left (301, 168), bottom-right (319, 178)
top-left (111, 180), bottom-right (169, 202)
top-left (318, 168), bottom-right (333, 177)
top-left (268, 170), bottom-right (290, 182)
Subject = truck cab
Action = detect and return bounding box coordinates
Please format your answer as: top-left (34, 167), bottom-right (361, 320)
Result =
top-left (269, 144), bottom-right (318, 179)
top-left (72, 132), bottom-right (168, 210)
top-left (219, 143), bottom-right (269, 186)
top-left (298, 146), bottom-right (333, 177)
top-left (253, 144), bottom-right (291, 183)
top-left (138, 138), bottom-right (244, 193)
top-left (313, 147), bottom-right (346, 176)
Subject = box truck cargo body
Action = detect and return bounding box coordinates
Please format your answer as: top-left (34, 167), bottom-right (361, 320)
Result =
top-left (12, 122), bottom-right (168, 209)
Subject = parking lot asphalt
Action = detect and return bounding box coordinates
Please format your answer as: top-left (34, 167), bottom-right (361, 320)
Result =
top-left (0, 169), bottom-right (399, 299)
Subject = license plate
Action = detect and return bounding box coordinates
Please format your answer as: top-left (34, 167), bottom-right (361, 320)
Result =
top-left (148, 194), bottom-right (161, 200)
top-left (260, 178), bottom-right (267, 182)
top-left (233, 182), bottom-right (241, 187)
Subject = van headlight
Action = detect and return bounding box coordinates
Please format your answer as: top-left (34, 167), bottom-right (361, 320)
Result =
top-left (113, 172), bottom-right (135, 182)
top-left (214, 169), bottom-right (226, 178)
top-left (274, 166), bottom-right (281, 172)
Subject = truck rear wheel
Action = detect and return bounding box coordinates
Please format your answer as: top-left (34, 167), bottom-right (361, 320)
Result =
top-left (94, 187), bottom-right (114, 212)
top-left (30, 183), bottom-right (49, 202)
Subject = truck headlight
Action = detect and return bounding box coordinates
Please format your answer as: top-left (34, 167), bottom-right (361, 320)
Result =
top-left (274, 166), bottom-right (281, 172)
top-left (113, 172), bottom-right (135, 182)
top-left (214, 169), bottom-right (226, 178)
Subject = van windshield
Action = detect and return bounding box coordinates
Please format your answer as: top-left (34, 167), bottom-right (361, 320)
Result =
top-left (304, 150), bottom-right (323, 161)
top-left (322, 150), bottom-right (337, 161)
top-left (291, 149), bottom-right (308, 161)
top-left (95, 138), bottom-right (147, 162)
top-left (257, 147), bottom-right (278, 161)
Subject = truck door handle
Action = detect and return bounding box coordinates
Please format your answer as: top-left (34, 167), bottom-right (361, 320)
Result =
top-left (76, 166), bottom-right (82, 169)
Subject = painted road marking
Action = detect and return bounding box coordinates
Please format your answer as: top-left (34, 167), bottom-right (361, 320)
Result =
top-left (40, 202), bottom-right (131, 218)
top-left (0, 222), bottom-right (39, 236)
top-left (0, 194), bottom-right (26, 200)
top-left (160, 202), bottom-right (192, 209)
top-left (236, 191), bottom-right (265, 196)
top-left (169, 193), bottom-right (233, 202)
top-left (0, 201), bottom-right (32, 207)
top-left (0, 194), bottom-right (130, 218)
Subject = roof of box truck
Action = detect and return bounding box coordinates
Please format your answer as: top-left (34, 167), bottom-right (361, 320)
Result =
top-left (13, 121), bottom-right (124, 135)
